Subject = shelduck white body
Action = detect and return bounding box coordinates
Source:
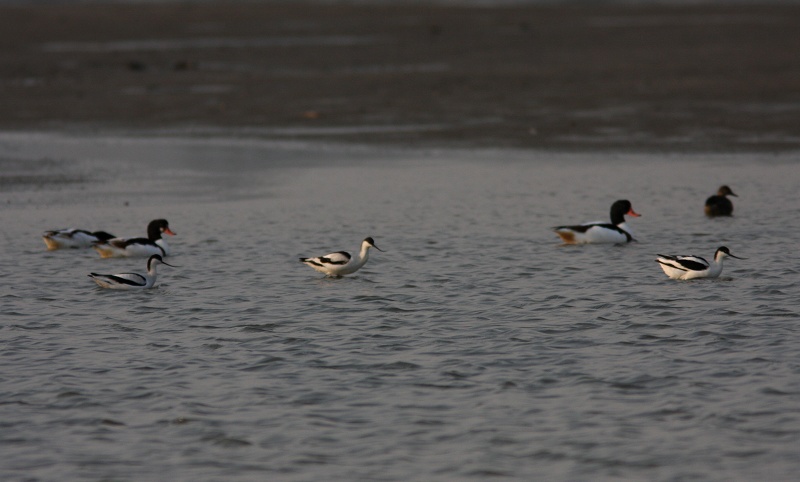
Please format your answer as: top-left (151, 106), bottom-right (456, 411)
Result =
top-left (89, 254), bottom-right (176, 289)
top-left (554, 200), bottom-right (641, 244)
top-left (94, 219), bottom-right (176, 258)
top-left (300, 237), bottom-right (383, 277)
top-left (42, 229), bottom-right (115, 250)
top-left (656, 246), bottom-right (743, 280)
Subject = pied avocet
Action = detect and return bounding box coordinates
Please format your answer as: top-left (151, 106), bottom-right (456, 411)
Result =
top-left (300, 237), bottom-right (383, 277)
top-left (656, 246), bottom-right (744, 280)
top-left (89, 254), bottom-right (176, 289)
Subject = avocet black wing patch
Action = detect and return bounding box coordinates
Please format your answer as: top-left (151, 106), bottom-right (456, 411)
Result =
top-left (657, 255), bottom-right (708, 272)
top-left (92, 272), bottom-right (147, 286)
top-left (319, 251), bottom-right (351, 265)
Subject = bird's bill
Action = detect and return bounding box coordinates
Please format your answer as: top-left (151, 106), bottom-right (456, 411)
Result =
top-left (729, 253), bottom-right (746, 259)
top-left (164, 227), bottom-right (177, 236)
top-left (627, 208), bottom-right (642, 217)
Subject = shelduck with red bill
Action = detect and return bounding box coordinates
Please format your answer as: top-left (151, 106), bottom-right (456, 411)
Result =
top-left (93, 219), bottom-right (176, 258)
top-left (553, 200), bottom-right (641, 244)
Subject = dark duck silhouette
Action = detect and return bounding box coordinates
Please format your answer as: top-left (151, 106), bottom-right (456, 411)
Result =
top-left (704, 185), bottom-right (736, 217)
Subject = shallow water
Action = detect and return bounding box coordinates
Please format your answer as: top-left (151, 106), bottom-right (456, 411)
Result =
top-left (2, 132), bottom-right (799, 481)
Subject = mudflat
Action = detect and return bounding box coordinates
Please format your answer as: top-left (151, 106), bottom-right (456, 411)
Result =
top-left (2, 2), bottom-right (799, 150)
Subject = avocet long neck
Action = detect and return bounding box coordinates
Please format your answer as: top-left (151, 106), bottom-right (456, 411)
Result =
top-left (709, 254), bottom-right (725, 277)
top-left (144, 264), bottom-right (158, 288)
top-left (355, 242), bottom-right (371, 266)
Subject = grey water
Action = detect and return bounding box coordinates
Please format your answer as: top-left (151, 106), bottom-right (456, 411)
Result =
top-left (1, 132), bottom-right (799, 481)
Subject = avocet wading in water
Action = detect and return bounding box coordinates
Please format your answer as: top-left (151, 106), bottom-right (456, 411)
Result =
top-left (42, 229), bottom-right (116, 250)
top-left (93, 219), bottom-right (176, 258)
top-left (704, 185), bottom-right (737, 217)
top-left (300, 237), bottom-right (383, 277)
top-left (553, 200), bottom-right (641, 244)
top-left (89, 254), bottom-right (177, 289)
top-left (656, 246), bottom-right (744, 280)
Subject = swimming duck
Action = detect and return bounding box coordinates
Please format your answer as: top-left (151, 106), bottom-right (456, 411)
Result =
top-left (554, 200), bottom-right (641, 244)
top-left (705, 185), bottom-right (737, 217)
top-left (93, 219), bottom-right (176, 258)
top-left (42, 229), bottom-right (115, 250)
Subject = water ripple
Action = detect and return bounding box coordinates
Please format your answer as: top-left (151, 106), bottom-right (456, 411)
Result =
top-left (2, 140), bottom-right (800, 481)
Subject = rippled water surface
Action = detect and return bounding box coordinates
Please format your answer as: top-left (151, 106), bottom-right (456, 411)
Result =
top-left (2, 132), bottom-right (799, 481)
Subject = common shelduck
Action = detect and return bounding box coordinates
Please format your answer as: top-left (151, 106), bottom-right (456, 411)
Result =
top-left (93, 219), bottom-right (176, 258)
top-left (42, 229), bottom-right (115, 250)
top-left (554, 200), bottom-right (641, 244)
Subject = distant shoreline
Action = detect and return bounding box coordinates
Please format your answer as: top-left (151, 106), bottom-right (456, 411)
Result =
top-left (2, 2), bottom-right (800, 151)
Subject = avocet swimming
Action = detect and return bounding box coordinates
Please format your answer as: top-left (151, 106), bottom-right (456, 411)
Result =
top-left (704, 185), bottom-right (737, 217)
top-left (554, 200), bottom-right (641, 244)
top-left (656, 246), bottom-right (744, 280)
top-left (42, 229), bottom-right (116, 250)
top-left (300, 237), bottom-right (383, 277)
top-left (89, 254), bottom-right (176, 289)
top-left (93, 219), bottom-right (176, 258)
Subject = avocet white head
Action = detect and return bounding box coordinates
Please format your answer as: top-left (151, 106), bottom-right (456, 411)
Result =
top-left (89, 254), bottom-right (177, 289)
top-left (299, 237), bottom-right (383, 277)
top-left (704, 185), bottom-right (737, 217)
top-left (656, 246), bottom-right (744, 280)
top-left (554, 199), bottom-right (641, 244)
top-left (42, 229), bottom-right (116, 250)
top-left (93, 219), bottom-right (176, 258)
